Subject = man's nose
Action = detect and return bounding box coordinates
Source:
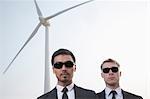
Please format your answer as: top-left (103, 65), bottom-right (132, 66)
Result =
top-left (61, 65), bottom-right (67, 70)
top-left (109, 69), bottom-right (114, 74)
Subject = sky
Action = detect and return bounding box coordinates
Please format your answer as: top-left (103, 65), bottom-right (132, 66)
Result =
top-left (0, 0), bottom-right (150, 99)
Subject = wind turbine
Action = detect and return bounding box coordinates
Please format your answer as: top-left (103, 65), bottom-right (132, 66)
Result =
top-left (3, 0), bottom-right (94, 93)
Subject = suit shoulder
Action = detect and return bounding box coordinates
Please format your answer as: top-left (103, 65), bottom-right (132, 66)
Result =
top-left (75, 85), bottom-right (97, 99)
top-left (37, 92), bottom-right (50, 99)
top-left (96, 90), bottom-right (105, 98)
top-left (75, 85), bottom-right (96, 93)
top-left (37, 88), bottom-right (56, 99)
top-left (123, 91), bottom-right (143, 99)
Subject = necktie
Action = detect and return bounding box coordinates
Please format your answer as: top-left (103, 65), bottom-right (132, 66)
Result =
top-left (110, 90), bottom-right (117, 99)
top-left (62, 87), bottom-right (68, 99)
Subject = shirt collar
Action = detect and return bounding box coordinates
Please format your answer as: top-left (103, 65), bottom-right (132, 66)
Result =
top-left (56, 83), bottom-right (74, 92)
top-left (105, 87), bottom-right (122, 97)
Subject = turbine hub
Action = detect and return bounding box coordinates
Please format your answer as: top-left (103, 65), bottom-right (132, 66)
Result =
top-left (39, 17), bottom-right (50, 26)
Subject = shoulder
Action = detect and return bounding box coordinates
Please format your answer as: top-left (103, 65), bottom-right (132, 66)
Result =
top-left (74, 85), bottom-right (96, 94)
top-left (74, 85), bottom-right (97, 99)
top-left (96, 90), bottom-right (104, 95)
top-left (96, 90), bottom-right (105, 99)
top-left (123, 90), bottom-right (143, 99)
top-left (37, 88), bottom-right (56, 99)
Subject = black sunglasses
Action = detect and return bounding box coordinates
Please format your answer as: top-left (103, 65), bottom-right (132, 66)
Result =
top-left (102, 67), bottom-right (119, 73)
top-left (53, 61), bottom-right (74, 69)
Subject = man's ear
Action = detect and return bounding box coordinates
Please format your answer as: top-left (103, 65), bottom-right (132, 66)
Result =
top-left (120, 71), bottom-right (121, 77)
top-left (73, 65), bottom-right (76, 72)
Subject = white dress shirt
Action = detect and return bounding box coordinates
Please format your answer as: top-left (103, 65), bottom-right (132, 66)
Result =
top-left (105, 87), bottom-right (123, 99)
top-left (56, 83), bottom-right (75, 99)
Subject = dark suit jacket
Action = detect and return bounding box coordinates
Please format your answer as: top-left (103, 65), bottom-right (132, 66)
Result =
top-left (96, 90), bottom-right (143, 99)
top-left (37, 85), bottom-right (97, 99)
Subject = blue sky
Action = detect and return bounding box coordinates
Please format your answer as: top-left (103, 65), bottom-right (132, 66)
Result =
top-left (0, 0), bottom-right (150, 99)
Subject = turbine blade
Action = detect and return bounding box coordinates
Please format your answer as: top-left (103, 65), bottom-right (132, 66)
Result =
top-left (34, 0), bottom-right (43, 17)
top-left (45, 0), bottom-right (94, 20)
top-left (3, 23), bottom-right (42, 74)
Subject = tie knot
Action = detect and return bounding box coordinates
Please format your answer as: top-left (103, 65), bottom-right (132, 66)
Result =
top-left (62, 87), bottom-right (68, 93)
top-left (110, 90), bottom-right (117, 99)
top-left (110, 90), bottom-right (117, 95)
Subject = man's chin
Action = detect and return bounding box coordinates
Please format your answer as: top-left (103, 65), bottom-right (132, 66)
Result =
top-left (107, 81), bottom-right (117, 86)
top-left (61, 77), bottom-right (69, 82)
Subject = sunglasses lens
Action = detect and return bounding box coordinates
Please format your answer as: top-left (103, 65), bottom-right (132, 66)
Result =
top-left (111, 67), bottom-right (118, 73)
top-left (102, 67), bottom-right (119, 73)
top-left (53, 61), bottom-right (74, 69)
top-left (102, 68), bottom-right (110, 73)
top-left (64, 61), bottom-right (74, 68)
top-left (53, 62), bottom-right (63, 69)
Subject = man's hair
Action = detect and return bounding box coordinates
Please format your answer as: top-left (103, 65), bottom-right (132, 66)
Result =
top-left (100, 58), bottom-right (120, 69)
top-left (51, 48), bottom-right (76, 65)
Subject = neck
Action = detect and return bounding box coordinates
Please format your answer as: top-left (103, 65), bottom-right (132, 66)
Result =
top-left (58, 81), bottom-right (72, 87)
top-left (106, 83), bottom-right (120, 90)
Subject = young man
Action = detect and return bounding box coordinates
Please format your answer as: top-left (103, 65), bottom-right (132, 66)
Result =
top-left (37, 48), bottom-right (96, 99)
top-left (96, 58), bottom-right (143, 99)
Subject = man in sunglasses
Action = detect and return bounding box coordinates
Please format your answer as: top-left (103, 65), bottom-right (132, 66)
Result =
top-left (38, 48), bottom-right (97, 99)
top-left (96, 58), bottom-right (143, 99)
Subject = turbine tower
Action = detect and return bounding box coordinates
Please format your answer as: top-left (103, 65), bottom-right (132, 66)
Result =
top-left (3, 0), bottom-right (94, 93)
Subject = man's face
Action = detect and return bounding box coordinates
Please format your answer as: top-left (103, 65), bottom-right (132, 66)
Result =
top-left (101, 62), bottom-right (121, 88)
top-left (52, 54), bottom-right (76, 85)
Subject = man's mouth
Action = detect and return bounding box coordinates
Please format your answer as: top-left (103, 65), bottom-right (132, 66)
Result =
top-left (109, 77), bottom-right (115, 80)
top-left (61, 73), bottom-right (69, 77)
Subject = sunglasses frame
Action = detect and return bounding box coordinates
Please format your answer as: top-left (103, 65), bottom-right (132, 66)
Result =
top-left (102, 67), bottom-right (119, 73)
top-left (53, 61), bottom-right (74, 69)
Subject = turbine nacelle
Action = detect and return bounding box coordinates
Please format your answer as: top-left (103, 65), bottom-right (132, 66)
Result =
top-left (39, 17), bottom-right (50, 26)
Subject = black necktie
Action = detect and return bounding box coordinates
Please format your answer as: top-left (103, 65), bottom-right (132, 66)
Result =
top-left (62, 87), bottom-right (68, 99)
top-left (110, 90), bottom-right (117, 99)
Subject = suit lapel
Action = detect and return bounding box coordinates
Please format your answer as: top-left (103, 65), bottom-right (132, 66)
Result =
top-left (74, 85), bottom-right (79, 99)
top-left (102, 90), bottom-right (106, 99)
top-left (122, 90), bottom-right (125, 99)
top-left (97, 90), bottom-right (107, 99)
top-left (47, 87), bottom-right (58, 99)
top-left (74, 85), bottom-right (84, 99)
top-left (122, 90), bottom-right (132, 99)
top-left (122, 89), bottom-right (129, 99)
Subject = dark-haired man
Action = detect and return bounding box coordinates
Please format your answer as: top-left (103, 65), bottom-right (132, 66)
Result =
top-left (37, 48), bottom-right (96, 99)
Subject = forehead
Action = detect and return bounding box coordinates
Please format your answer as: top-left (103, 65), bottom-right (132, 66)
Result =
top-left (102, 62), bottom-right (119, 68)
top-left (53, 54), bottom-right (73, 62)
